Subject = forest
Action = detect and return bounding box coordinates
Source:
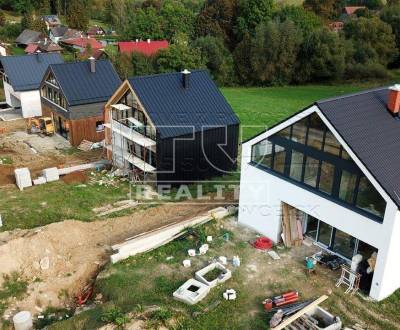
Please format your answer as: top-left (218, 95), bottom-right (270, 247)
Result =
top-left (0, 0), bottom-right (400, 86)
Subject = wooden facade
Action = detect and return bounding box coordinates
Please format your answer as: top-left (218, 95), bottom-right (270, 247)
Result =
top-left (43, 103), bottom-right (104, 146)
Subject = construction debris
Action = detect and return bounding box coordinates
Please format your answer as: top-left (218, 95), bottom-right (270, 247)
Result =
top-left (42, 167), bottom-right (59, 182)
top-left (232, 255), bottom-right (240, 267)
top-left (111, 207), bottom-right (231, 263)
top-left (282, 203), bottom-right (304, 248)
top-left (14, 167), bottom-right (32, 190)
top-left (173, 279), bottom-right (211, 305)
top-left (13, 311), bottom-right (33, 330)
top-left (32, 176), bottom-right (46, 185)
top-left (195, 262), bottom-right (232, 287)
top-left (77, 140), bottom-right (94, 152)
top-left (95, 200), bottom-right (138, 217)
top-left (263, 291), bottom-right (299, 312)
top-left (183, 260), bottom-right (191, 268)
top-left (223, 289), bottom-right (237, 301)
top-left (267, 250), bottom-right (281, 260)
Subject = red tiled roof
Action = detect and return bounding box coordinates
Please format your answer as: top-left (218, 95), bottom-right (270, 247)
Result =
top-left (81, 48), bottom-right (104, 60)
top-left (25, 43), bottom-right (39, 53)
top-left (118, 40), bottom-right (169, 56)
top-left (62, 37), bottom-right (102, 49)
top-left (344, 6), bottom-right (365, 15)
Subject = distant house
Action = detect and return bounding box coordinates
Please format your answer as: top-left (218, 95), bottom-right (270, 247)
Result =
top-left (329, 21), bottom-right (344, 33)
top-left (118, 40), bottom-right (168, 56)
top-left (41, 15), bottom-right (61, 30)
top-left (0, 53), bottom-right (64, 118)
top-left (0, 42), bottom-right (8, 56)
top-left (87, 26), bottom-right (106, 37)
top-left (104, 70), bottom-right (239, 184)
top-left (50, 27), bottom-right (82, 44)
top-left (25, 39), bottom-right (63, 54)
top-left (60, 37), bottom-right (103, 53)
top-left (81, 48), bottom-right (106, 60)
top-left (344, 6), bottom-right (366, 15)
top-left (16, 29), bottom-right (45, 46)
top-left (40, 59), bottom-right (121, 146)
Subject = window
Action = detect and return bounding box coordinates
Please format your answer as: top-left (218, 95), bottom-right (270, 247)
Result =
top-left (289, 151), bottom-right (303, 181)
top-left (341, 147), bottom-right (351, 160)
top-left (332, 229), bottom-right (356, 259)
top-left (324, 131), bottom-right (341, 156)
top-left (96, 121), bottom-right (104, 132)
top-left (305, 216), bottom-right (319, 240)
top-left (272, 145), bottom-right (286, 174)
top-left (319, 161), bottom-right (335, 194)
top-left (251, 139), bottom-right (273, 169)
top-left (291, 118), bottom-right (308, 144)
top-left (317, 222), bottom-right (332, 247)
top-left (307, 113), bottom-right (325, 150)
top-left (276, 126), bottom-right (291, 139)
top-left (303, 156), bottom-right (319, 187)
top-left (356, 176), bottom-right (386, 218)
top-left (339, 170), bottom-right (357, 203)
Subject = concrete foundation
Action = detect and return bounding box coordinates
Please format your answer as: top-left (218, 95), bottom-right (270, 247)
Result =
top-left (173, 278), bottom-right (210, 305)
top-left (195, 262), bottom-right (232, 288)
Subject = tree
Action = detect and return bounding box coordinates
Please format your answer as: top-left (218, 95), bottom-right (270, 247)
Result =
top-left (363, 0), bottom-right (384, 10)
top-left (155, 43), bottom-right (205, 73)
top-left (194, 0), bottom-right (239, 48)
top-left (235, 0), bottom-right (274, 39)
top-left (123, 7), bottom-right (163, 40)
top-left (131, 52), bottom-right (155, 76)
top-left (66, 0), bottom-right (90, 31)
top-left (381, 5), bottom-right (400, 64)
top-left (160, 1), bottom-right (195, 41)
top-left (244, 20), bottom-right (302, 85)
top-left (387, 0), bottom-right (400, 6)
top-left (295, 28), bottom-right (345, 83)
top-left (30, 16), bottom-right (47, 33)
top-left (114, 52), bottom-right (133, 79)
top-left (20, 11), bottom-right (33, 30)
top-left (233, 32), bottom-right (252, 84)
top-left (193, 36), bottom-right (235, 85)
top-left (275, 5), bottom-right (322, 35)
top-left (303, 0), bottom-right (338, 20)
top-left (0, 11), bottom-right (6, 27)
top-left (343, 17), bottom-right (397, 67)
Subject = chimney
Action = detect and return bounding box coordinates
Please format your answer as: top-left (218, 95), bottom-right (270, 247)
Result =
top-left (388, 85), bottom-right (400, 115)
top-left (136, 38), bottom-right (139, 43)
top-left (89, 56), bottom-right (96, 73)
top-left (182, 69), bottom-right (191, 89)
top-left (147, 38), bottom-right (151, 44)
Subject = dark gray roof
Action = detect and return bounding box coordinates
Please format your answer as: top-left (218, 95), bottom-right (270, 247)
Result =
top-left (316, 87), bottom-right (400, 208)
top-left (50, 26), bottom-right (68, 37)
top-left (0, 53), bottom-right (64, 91)
top-left (16, 29), bottom-right (43, 45)
top-left (48, 60), bottom-right (121, 106)
top-left (128, 70), bottom-right (240, 139)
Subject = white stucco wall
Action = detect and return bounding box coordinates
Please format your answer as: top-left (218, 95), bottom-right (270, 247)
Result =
top-left (238, 105), bottom-right (400, 301)
top-left (3, 79), bottom-right (42, 118)
top-left (20, 90), bottom-right (42, 118)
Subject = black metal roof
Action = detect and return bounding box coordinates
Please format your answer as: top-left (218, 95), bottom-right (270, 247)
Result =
top-left (48, 60), bottom-right (121, 106)
top-left (128, 70), bottom-right (240, 139)
top-left (0, 53), bottom-right (64, 91)
top-left (316, 87), bottom-right (400, 208)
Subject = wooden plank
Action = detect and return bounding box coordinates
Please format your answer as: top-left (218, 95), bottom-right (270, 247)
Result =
top-left (282, 203), bottom-right (292, 247)
top-left (272, 295), bottom-right (329, 330)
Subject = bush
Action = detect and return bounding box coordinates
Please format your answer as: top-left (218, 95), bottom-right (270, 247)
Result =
top-left (100, 307), bottom-right (129, 329)
top-left (345, 62), bottom-right (389, 80)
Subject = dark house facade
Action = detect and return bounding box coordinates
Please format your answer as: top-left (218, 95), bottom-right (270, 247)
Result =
top-left (40, 58), bottom-right (121, 146)
top-left (104, 70), bottom-right (240, 184)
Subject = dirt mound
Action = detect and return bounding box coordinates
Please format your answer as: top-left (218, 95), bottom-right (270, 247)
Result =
top-left (0, 165), bottom-right (15, 185)
top-left (0, 202), bottom-right (216, 319)
top-left (61, 171), bottom-right (88, 184)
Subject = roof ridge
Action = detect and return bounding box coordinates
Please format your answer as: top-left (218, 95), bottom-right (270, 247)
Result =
top-left (316, 86), bottom-right (388, 104)
top-left (128, 69), bottom-right (206, 81)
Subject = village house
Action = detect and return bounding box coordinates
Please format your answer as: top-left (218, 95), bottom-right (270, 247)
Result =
top-left (118, 39), bottom-right (168, 56)
top-left (25, 39), bottom-right (63, 54)
top-left (50, 27), bottom-right (82, 44)
top-left (0, 53), bottom-right (64, 118)
top-left (15, 29), bottom-right (44, 47)
top-left (238, 86), bottom-right (400, 302)
top-left (60, 37), bottom-right (103, 54)
top-left (87, 25), bottom-right (106, 37)
top-left (40, 58), bottom-right (121, 146)
top-left (41, 15), bottom-right (62, 30)
top-left (104, 70), bottom-right (239, 184)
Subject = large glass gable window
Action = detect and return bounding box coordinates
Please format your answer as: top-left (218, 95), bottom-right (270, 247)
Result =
top-left (250, 112), bottom-right (386, 222)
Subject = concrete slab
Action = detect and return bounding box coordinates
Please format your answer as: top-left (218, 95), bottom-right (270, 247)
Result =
top-left (173, 279), bottom-right (210, 305)
top-left (0, 108), bottom-right (23, 121)
top-left (14, 168), bottom-right (32, 190)
top-left (195, 262), bottom-right (232, 288)
top-left (42, 167), bottom-right (59, 182)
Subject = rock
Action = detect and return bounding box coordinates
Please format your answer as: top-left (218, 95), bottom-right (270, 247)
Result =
top-left (40, 256), bottom-right (50, 270)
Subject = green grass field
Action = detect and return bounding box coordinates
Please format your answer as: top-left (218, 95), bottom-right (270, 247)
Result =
top-left (222, 85), bottom-right (365, 140)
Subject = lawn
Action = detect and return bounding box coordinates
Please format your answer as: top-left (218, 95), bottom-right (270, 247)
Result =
top-left (221, 85), bottom-right (367, 141)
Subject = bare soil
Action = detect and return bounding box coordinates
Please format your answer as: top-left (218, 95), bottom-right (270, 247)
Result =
top-left (0, 130), bottom-right (102, 186)
top-left (61, 171), bottom-right (88, 184)
top-left (0, 202), bottom-right (218, 319)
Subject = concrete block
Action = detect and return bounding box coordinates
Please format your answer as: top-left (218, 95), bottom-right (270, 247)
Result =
top-left (195, 262), bottom-right (232, 288)
top-left (42, 167), bottom-right (59, 182)
top-left (33, 177), bottom-right (46, 185)
top-left (14, 168), bottom-right (32, 190)
top-left (173, 279), bottom-right (210, 305)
